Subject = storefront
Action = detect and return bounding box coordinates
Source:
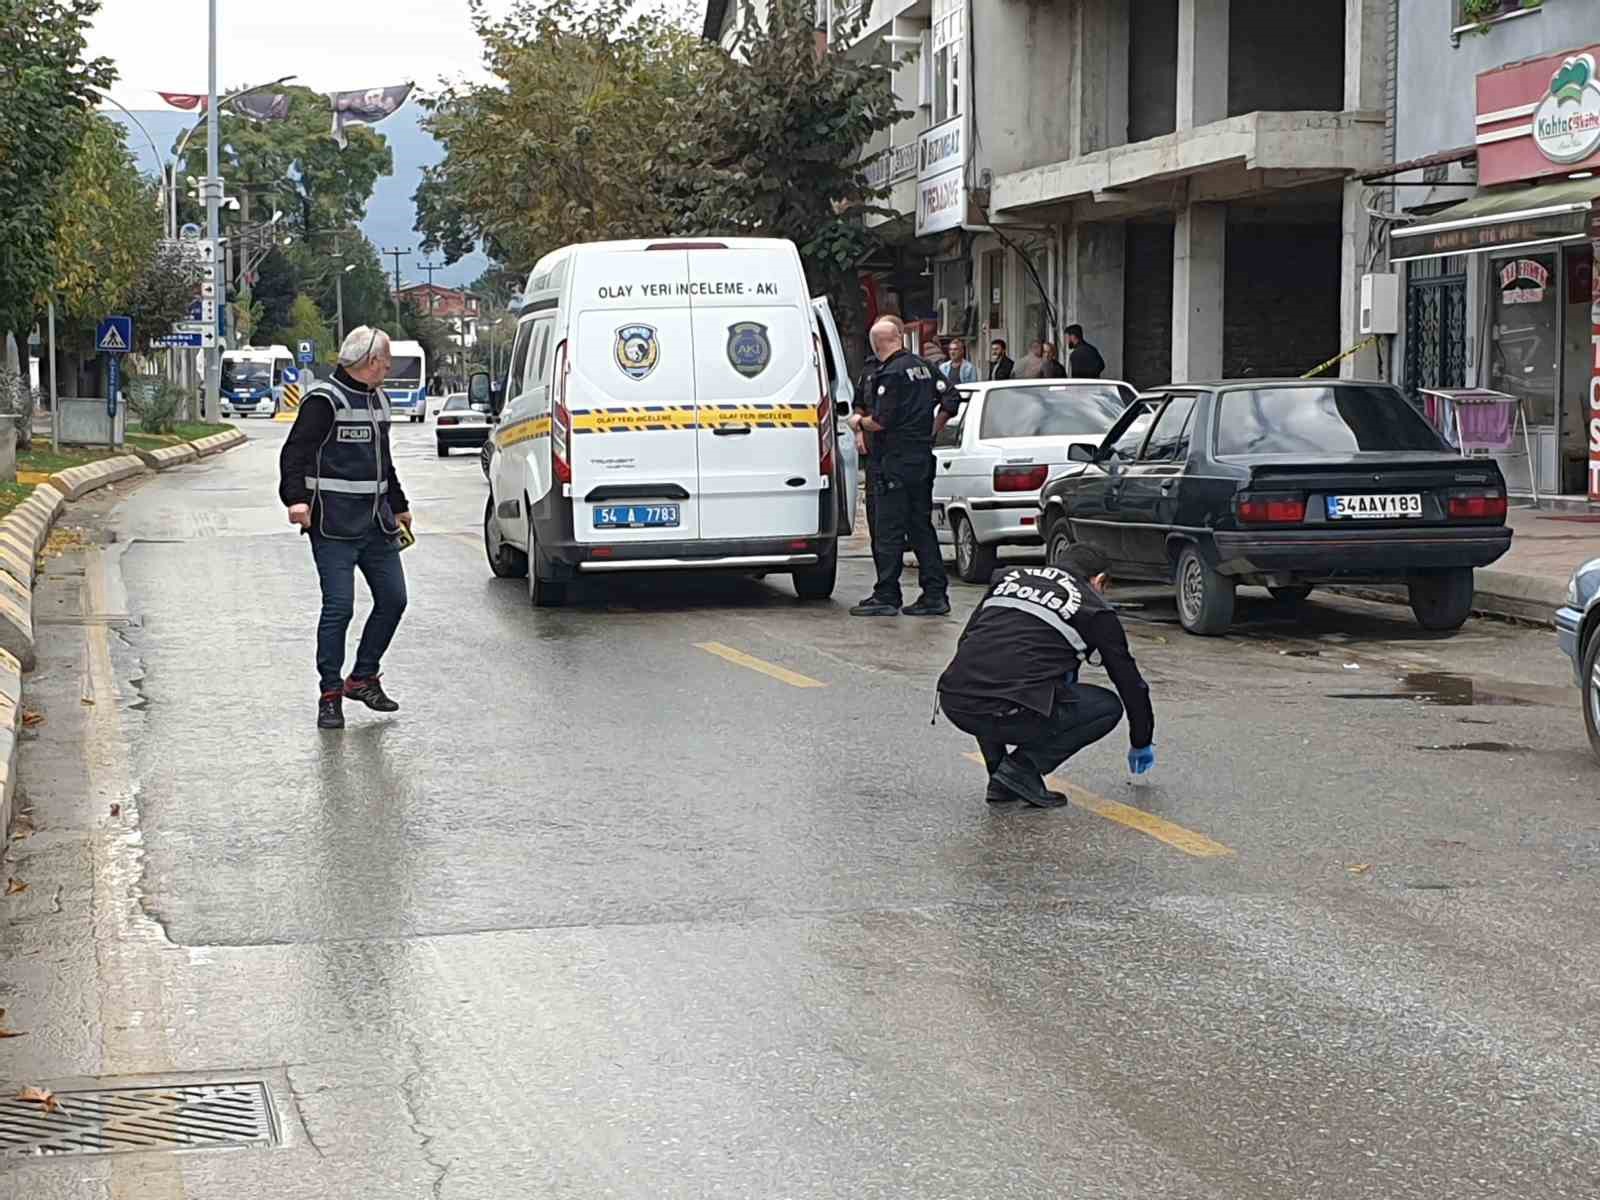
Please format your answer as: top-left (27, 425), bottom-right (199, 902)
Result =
top-left (1391, 45), bottom-right (1600, 500)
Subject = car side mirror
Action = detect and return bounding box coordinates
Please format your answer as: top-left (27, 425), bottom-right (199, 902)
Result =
top-left (835, 399), bottom-right (851, 417)
top-left (1067, 443), bottom-right (1096, 464)
top-left (468, 371), bottom-right (492, 411)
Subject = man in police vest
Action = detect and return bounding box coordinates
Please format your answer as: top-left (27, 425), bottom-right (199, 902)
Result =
top-left (849, 317), bottom-right (958, 618)
top-left (279, 327), bottom-right (412, 730)
top-left (938, 544), bottom-right (1155, 807)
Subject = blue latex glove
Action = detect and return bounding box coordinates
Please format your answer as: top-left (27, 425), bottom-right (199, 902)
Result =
top-left (1128, 744), bottom-right (1156, 775)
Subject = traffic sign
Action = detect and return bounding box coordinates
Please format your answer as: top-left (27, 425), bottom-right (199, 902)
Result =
top-left (153, 333), bottom-right (205, 349)
top-left (180, 223), bottom-right (202, 241)
top-left (96, 316), bottom-right (133, 354)
top-left (107, 356), bottom-right (121, 419)
top-left (298, 339), bottom-right (314, 365)
top-left (186, 299), bottom-right (217, 322)
top-left (282, 367), bottom-right (300, 384)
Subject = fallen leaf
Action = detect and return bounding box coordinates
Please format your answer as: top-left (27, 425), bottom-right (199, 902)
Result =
top-left (5, 878), bottom-right (25, 895)
top-left (18, 1085), bottom-right (60, 1114)
top-left (109, 803), bottom-right (120, 817)
top-left (20, 711), bottom-right (43, 728)
top-left (80, 696), bottom-right (94, 706)
top-left (1347, 863), bottom-right (1372, 874)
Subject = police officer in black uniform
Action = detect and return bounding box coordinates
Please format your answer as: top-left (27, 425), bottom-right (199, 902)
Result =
top-left (850, 317), bottom-right (959, 618)
top-left (937, 543), bottom-right (1156, 807)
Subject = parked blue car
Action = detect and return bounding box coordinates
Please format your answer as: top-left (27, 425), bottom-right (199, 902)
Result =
top-left (1555, 556), bottom-right (1600, 761)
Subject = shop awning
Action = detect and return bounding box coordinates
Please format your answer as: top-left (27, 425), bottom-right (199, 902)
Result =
top-left (1389, 177), bottom-right (1600, 263)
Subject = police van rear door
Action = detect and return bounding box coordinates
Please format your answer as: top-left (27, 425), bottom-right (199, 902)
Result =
top-left (567, 247), bottom-right (701, 544)
top-left (688, 242), bottom-right (824, 540)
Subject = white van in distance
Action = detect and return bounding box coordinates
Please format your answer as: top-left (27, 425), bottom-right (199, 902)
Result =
top-left (481, 237), bottom-right (856, 606)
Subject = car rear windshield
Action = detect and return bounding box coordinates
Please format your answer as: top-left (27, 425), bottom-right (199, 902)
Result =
top-left (978, 385), bottom-right (1126, 440)
top-left (442, 395), bottom-right (468, 411)
top-left (1215, 386), bottom-right (1446, 456)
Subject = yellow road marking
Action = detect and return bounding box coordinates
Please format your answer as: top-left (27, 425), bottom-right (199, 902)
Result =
top-left (695, 641), bottom-right (826, 689)
top-left (964, 752), bottom-right (1233, 857)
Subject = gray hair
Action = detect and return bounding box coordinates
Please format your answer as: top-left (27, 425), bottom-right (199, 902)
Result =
top-left (337, 326), bottom-right (392, 368)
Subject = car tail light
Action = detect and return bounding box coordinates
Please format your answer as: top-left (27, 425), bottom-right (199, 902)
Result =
top-left (1448, 489), bottom-right (1507, 520)
top-left (994, 464), bottom-right (1049, 492)
top-left (814, 335), bottom-right (833, 480)
top-left (438, 414), bottom-right (459, 426)
top-left (552, 339), bottom-right (572, 484)
top-left (1237, 494), bottom-right (1306, 524)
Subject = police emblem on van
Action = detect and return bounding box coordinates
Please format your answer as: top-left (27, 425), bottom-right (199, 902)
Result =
top-left (726, 321), bottom-right (771, 379)
top-left (613, 324), bottom-right (659, 381)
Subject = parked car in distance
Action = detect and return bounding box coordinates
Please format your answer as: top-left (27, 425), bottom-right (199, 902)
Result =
top-left (436, 393), bottom-right (494, 457)
top-left (1556, 557), bottom-right (1600, 762)
top-left (1038, 379), bottom-right (1513, 635)
top-left (426, 392), bottom-right (452, 421)
top-left (933, 379), bottom-right (1138, 582)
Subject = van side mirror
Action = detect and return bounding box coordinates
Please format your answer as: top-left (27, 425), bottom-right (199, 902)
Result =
top-left (1067, 443), bottom-right (1097, 464)
top-left (835, 399), bottom-right (851, 417)
top-left (468, 371), bottom-right (492, 412)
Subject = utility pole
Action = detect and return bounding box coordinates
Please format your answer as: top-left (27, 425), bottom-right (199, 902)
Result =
top-left (203, 0), bottom-right (221, 422)
top-left (382, 246), bottom-right (411, 329)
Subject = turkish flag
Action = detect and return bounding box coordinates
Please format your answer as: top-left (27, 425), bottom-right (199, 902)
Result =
top-left (158, 92), bottom-right (208, 112)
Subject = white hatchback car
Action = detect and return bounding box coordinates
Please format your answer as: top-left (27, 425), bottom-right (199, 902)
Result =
top-left (933, 378), bottom-right (1137, 582)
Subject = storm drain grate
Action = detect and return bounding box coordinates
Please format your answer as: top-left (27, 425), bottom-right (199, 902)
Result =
top-left (0, 1081), bottom-right (278, 1159)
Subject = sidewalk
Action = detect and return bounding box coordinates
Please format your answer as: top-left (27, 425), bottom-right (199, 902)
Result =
top-left (1473, 505), bottom-right (1600, 623)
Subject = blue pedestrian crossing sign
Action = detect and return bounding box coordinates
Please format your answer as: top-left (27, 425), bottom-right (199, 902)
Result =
top-left (96, 316), bottom-right (133, 354)
top-left (298, 340), bottom-right (314, 365)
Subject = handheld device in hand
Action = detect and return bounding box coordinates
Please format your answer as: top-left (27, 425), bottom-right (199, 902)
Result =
top-left (396, 523), bottom-right (416, 551)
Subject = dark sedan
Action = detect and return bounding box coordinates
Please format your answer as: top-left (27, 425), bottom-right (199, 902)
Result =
top-left (1038, 380), bottom-right (1513, 635)
top-left (1555, 556), bottom-right (1600, 762)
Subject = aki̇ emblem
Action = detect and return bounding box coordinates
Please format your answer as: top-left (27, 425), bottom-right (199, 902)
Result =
top-left (726, 321), bottom-right (772, 379)
top-left (614, 324), bottom-right (660, 381)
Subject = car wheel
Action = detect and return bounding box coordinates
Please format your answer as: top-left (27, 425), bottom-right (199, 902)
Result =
top-left (484, 495), bottom-right (527, 579)
top-left (1581, 626), bottom-right (1600, 765)
top-left (793, 543), bottom-right (838, 601)
top-left (953, 513), bottom-right (997, 584)
top-left (1268, 585), bottom-right (1313, 604)
top-left (480, 442), bottom-right (493, 480)
top-left (527, 516), bottom-right (568, 608)
top-left (1046, 516), bottom-right (1074, 569)
top-left (1409, 568), bottom-right (1474, 632)
top-left (1175, 544), bottom-right (1234, 636)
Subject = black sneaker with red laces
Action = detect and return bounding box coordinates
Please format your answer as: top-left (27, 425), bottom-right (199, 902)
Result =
top-left (344, 675), bottom-right (399, 713)
top-left (318, 691), bottom-right (345, 730)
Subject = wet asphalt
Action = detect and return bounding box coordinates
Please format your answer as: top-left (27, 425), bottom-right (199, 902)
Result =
top-left (2, 418), bottom-right (1598, 1197)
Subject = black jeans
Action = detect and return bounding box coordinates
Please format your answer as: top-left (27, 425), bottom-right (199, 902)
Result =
top-left (310, 525), bottom-right (408, 693)
top-left (942, 683), bottom-right (1124, 777)
top-left (869, 457), bottom-right (948, 606)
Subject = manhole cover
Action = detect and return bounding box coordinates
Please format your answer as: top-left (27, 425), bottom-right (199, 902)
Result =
top-left (1, 1081), bottom-right (278, 1159)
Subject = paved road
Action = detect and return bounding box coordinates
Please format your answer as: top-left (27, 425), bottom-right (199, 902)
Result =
top-left (3, 417), bottom-right (1598, 1197)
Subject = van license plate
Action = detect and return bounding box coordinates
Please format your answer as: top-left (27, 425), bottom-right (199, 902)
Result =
top-left (594, 504), bottom-right (680, 529)
top-left (1326, 493), bottom-right (1422, 520)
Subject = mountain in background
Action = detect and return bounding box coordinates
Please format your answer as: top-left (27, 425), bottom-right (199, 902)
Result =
top-left (107, 105), bottom-right (487, 290)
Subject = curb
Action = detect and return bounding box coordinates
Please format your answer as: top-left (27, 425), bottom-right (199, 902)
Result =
top-left (0, 647), bottom-right (20, 861)
top-left (131, 443), bottom-right (198, 470)
top-left (47, 454), bottom-right (147, 501)
top-left (1331, 566), bottom-right (1566, 629)
top-left (191, 428), bottom-right (246, 457)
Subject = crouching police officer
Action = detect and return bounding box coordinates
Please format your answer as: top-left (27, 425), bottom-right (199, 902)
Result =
top-left (850, 317), bottom-right (959, 618)
top-left (937, 544), bottom-right (1155, 807)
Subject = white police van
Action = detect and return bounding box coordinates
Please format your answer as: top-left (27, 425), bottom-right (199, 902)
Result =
top-left (482, 237), bottom-right (857, 606)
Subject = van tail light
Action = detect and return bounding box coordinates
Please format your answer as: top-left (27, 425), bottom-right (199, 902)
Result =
top-left (994, 464), bottom-right (1049, 492)
top-left (1237, 493), bottom-right (1306, 524)
top-left (1448, 489), bottom-right (1506, 520)
top-left (814, 335), bottom-right (833, 480)
top-left (552, 339), bottom-right (572, 484)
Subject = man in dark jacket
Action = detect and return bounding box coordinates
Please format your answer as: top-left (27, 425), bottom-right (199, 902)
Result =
top-left (279, 326), bottom-right (412, 730)
top-left (851, 316), bottom-right (959, 617)
top-left (988, 338), bottom-right (1014, 381)
top-left (1065, 324), bottom-right (1106, 378)
top-left (938, 544), bottom-right (1155, 807)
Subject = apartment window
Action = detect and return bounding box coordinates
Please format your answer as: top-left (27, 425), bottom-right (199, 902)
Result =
top-left (932, 0), bottom-right (963, 123)
top-left (1453, 0), bottom-right (1544, 37)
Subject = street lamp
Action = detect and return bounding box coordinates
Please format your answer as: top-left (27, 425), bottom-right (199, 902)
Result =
top-left (336, 263), bottom-right (356, 346)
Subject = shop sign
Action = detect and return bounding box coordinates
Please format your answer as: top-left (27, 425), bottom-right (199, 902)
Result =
top-left (1478, 44), bottom-right (1600, 186)
top-left (1499, 257), bottom-right (1551, 305)
top-left (916, 165), bottom-right (965, 236)
top-left (1390, 207), bottom-right (1591, 261)
top-left (865, 143), bottom-right (919, 189)
top-left (919, 116), bottom-right (963, 180)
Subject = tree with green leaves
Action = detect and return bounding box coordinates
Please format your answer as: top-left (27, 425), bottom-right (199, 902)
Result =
top-left (398, 299), bottom-right (458, 383)
top-left (0, 0), bottom-right (115, 355)
top-left (178, 85), bottom-right (394, 236)
top-left (415, 0), bottom-right (709, 272)
top-left (280, 294), bottom-right (333, 364)
top-left (667, 1), bottom-right (906, 373)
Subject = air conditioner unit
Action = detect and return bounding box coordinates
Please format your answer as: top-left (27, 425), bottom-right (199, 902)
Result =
top-left (1360, 273), bottom-right (1400, 335)
top-left (935, 297), bottom-right (952, 335)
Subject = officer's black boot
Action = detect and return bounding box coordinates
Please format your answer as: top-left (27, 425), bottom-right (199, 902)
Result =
top-left (317, 690), bottom-right (345, 730)
top-left (850, 597), bottom-right (900, 617)
top-left (993, 754), bottom-right (1069, 808)
top-left (902, 594), bottom-right (951, 617)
